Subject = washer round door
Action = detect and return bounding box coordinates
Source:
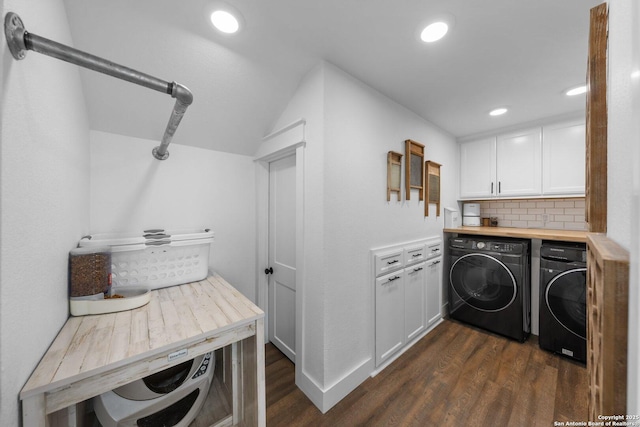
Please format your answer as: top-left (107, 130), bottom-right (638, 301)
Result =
top-left (545, 268), bottom-right (587, 339)
top-left (450, 253), bottom-right (517, 312)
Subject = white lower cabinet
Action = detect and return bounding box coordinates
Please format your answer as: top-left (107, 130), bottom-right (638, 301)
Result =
top-left (373, 238), bottom-right (443, 367)
top-left (404, 262), bottom-right (427, 342)
top-left (375, 270), bottom-right (405, 366)
top-left (425, 258), bottom-right (443, 327)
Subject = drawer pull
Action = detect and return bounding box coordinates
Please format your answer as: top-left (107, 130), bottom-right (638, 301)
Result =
top-left (412, 253), bottom-right (422, 258)
top-left (387, 260), bottom-right (399, 265)
top-left (387, 276), bottom-right (401, 282)
top-left (431, 260), bottom-right (441, 265)
top-left (413, 267), bottom-right (423, 272)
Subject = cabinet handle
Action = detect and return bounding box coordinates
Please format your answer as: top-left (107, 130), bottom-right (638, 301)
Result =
top-left (387, 260), bottom-right (399, 265)
top-left (499, 181), bottom-right (501, 193)
top-left (413, 267), bottom-right (423, 272)
top-left (387, 275), bottom-right (401, 282)
top-left (491, 182), bottom-right (494, 194)
top-left (412, 253), bottom-right (422, 258)
top-left (431, 260), bottom-right (441, 265)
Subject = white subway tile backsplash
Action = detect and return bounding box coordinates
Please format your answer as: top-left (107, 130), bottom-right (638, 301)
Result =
top-left (536, 201), bottom-right (555, 208)
top-left (565, 208), bottom-right (584, 215)
top-left (519, 201), bottom-right (537, 208)
top-left (554, 201), bottom-right (575, 208)
top-left (545, 208), bottom-right (565, 214)
top-left (478, 197), bottom-right (586, 231)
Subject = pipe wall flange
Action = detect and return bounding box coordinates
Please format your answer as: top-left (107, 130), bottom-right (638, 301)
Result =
top-left (152, 146), bottom-right (170, 160)
top-left (4, 12), bottom-right (27, 60)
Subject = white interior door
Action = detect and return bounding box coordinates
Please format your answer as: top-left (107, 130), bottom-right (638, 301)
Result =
top-left (268, 155), bottom-right (296, 362)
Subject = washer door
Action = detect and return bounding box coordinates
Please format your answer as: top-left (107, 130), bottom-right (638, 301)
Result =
top-left (545, 268), bottom-right (587, 339)
top-left (450, 253), bottom-right (517, 312)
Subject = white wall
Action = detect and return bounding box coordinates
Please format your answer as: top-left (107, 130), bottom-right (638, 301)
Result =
top-left (263, 63), bottom-right (328, 400)
top-left (90, 131), bottom-right (257, 301)
top-left (607, 0), bottom-right (634, 252)
top-left (607, 0), bottom-right (640, 414)
top-left (0, 0), bottom-right (91, 425)
top-left (265, 61), bottom-right (458, 411)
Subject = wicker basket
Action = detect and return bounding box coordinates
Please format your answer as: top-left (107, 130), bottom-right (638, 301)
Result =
top-left (79, 228), bottom-right (214, 290)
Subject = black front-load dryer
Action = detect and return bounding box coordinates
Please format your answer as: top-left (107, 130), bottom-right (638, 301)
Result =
top-left (539, 241), bottom-right (587, 363)
top-left (448, 237), bottom-right (530, 342)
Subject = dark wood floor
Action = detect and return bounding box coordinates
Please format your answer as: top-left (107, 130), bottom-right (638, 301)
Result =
top-left (266, 320), bottom-right (588, 426)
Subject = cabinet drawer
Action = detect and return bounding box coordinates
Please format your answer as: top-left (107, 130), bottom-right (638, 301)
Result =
top-left (425, 241), bottom-right (442, 260)
top-left (374, 250), bottom-right (404, 276)
top-left (376, 270), bottom-right (404, 287)
top-left (404, 244), bottom-right (427, 265)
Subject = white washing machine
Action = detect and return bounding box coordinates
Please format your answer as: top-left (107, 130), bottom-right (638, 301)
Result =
top-left (94, 352), bottom-right (214, 427)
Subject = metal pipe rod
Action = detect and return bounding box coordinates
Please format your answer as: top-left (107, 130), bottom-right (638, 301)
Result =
top-left (4, 12), bottom-right (193, 160)
top-left (24, 32), bottom-right (172, 95)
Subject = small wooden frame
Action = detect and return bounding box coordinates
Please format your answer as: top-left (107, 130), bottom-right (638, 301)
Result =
top-left (425, 161), bottom-right (441, 216)
top-left (387, 151), bottom-right (403, 201)
top-left (405, 139), bottom-right (425, 201)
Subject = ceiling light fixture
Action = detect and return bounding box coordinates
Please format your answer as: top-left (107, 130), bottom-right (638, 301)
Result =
top-left (210, 10), bottom-right (240, 33)
top-left (565, 85), bottom-right (587, 96)
top-left (420, 22), bottom-right (449, 43)
top-left (489, 108), bottom-right (508, 116)
top-left (418, 13), bottom-right (455, 44)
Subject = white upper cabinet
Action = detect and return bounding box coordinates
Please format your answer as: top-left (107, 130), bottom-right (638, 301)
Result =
top-left (542, 119), bottom-right (586, 195)
top-left (496, 127), bottom-right (542, 197)
top-left (459, 119), bottom-right (585, 199)
top-left (459, 137), bottom-right (497, 199)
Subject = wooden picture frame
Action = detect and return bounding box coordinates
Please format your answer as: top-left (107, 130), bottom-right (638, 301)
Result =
top-left (425, 161), bottom-right (441, 216)
top-left (405, 139), bottom-right (425, 201)
top-left (387, 151), bottom-right (403, 201)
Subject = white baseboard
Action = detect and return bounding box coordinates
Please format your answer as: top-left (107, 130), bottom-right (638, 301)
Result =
top-left (296, 357), bottom-right (374, 413)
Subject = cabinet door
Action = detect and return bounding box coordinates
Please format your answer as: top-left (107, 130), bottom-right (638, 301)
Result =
top-left (496, 128), bottom-right (542, 197)
top-left (425, 258), bottom-right (443, 327)
top-left (459, 137), bottom-right (496, 199)
top-left (542, 120), bottom-right (586, 195)
top-left (404, 263), bottom-right (426, 342)
top-left (375, 270), bottom-right (405, 366)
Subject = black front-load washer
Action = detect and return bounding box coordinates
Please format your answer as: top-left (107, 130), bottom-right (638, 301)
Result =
top-left (539, 241), bottom-right (587, 363)
top-left (448, 236), bottom-right (530, 342)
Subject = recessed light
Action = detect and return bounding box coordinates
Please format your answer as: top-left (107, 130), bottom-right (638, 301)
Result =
top-left (210, 10), bottom-right (240, 34)
top-left (420, 22), bottom-right (449, 43)
top-left (489, 108), bottom-right (508, 116)
top-left (565, 85), bottom-right (587, 96)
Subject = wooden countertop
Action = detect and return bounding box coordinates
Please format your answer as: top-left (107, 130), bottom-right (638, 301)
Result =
top-left (443, 226), bottom-right (588, 243)
top-left (20, 274), bottom-right (264, 402)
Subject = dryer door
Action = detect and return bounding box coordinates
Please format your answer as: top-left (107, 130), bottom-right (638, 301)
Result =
top-left (545, 268), bottom-right (587, 339)
top-left (450, 253), bottom-right (517, 312)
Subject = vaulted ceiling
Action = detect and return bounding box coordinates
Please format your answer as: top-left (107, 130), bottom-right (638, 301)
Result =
top-left (62, 0), bottom-right (601, 156)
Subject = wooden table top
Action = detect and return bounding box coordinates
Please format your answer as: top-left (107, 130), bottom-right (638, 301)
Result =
top-left (443, 226), bottom-right (588, 242)
top-left (20, 274), bottom-right (263, 400)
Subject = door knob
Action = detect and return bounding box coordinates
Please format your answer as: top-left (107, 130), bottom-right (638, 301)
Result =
top-left (265, 267), bottom-right (273, 275)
